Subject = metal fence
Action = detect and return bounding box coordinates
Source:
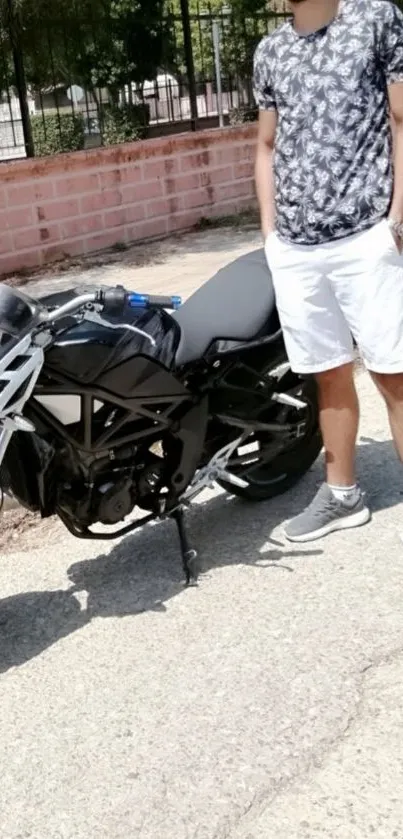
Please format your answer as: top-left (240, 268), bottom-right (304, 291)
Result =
top-left (0, 0), bottom-right (289, 161)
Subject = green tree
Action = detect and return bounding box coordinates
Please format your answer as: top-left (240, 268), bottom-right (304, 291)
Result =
top-left (72, 0), bottom-right (169, 101)
top-left (166, 0), bottom-right (282, 81)
top-left (0, 0), bottom-right (169, 97)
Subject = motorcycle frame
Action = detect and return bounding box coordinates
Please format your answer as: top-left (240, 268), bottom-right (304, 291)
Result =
top-left (1, 322), bottom-right (290, 525)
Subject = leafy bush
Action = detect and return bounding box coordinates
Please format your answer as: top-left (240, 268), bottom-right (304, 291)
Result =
top-left (101, 103), bottom-right (150, 146)
top-left (228, 105), bottom-right (258, 126)
top-left (31, 113), bottom-right (85, 156)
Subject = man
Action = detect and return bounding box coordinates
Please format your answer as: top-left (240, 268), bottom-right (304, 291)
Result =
top-left (253, 0), bottom-right (403, 543)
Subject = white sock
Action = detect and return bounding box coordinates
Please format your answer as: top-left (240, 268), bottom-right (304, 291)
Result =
top-left (328, 484), bottom-right (360, 503)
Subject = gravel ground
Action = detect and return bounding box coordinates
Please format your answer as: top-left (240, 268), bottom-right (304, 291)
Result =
top-left (1, 225), bottom-right (403, 839)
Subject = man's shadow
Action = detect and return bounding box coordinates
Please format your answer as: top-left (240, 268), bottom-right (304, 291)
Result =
top-left (0, 438), bottom-right (400, 674)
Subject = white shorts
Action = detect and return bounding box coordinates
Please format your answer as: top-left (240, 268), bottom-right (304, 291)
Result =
top-left (265, 219), bottom-right (403, 375)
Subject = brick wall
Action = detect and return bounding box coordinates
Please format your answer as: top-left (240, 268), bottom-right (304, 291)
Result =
top-left (0, 124), bottom-right (257, 279)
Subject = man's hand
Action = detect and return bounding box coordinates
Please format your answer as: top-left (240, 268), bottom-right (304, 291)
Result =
top-left (391, 229), bottom-right (403, 253)
top-left (387, 215), bottom-right (403, 253)
top-left (388, 81), bottom-right (403, 249)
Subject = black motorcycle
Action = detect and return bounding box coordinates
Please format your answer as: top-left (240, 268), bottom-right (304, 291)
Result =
top-left (0, 248), bottom-right (321, 583)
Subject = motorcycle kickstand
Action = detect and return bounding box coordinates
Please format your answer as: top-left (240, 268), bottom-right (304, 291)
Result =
top-left (171, 507), bottom-right (198, 586)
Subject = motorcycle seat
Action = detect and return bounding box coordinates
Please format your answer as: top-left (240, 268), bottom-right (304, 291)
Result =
top-left (173, 247), bottom-right (278, 366)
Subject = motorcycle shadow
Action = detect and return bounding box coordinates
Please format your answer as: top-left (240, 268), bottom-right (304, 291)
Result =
top-left (0, 479), bottom-right (322, 675)
top-left (0, 438), bottom-right (400, 674)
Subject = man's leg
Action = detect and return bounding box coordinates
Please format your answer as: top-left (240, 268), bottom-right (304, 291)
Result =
top-left (316, 362), bottom-right (359, 486)
top-left (284, 362), bottom-right (369, 542)
top-left (349, 221), bottom-right (403, 459)
top-left (264, 235), bottom-right (370, 543)
top-left (370, 373), bottom-right (403, 460)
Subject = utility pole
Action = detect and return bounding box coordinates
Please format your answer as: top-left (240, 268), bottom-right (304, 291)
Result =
top-left (179, 0), bottom-right (198, 132)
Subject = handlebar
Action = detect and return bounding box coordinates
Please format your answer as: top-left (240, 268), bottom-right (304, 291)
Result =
top-left (42, 292), bottom-right (98, 323)
top-left (42, 285), bottom-right (182, 325)
top-left (127, 292), bottom-right (182, 311)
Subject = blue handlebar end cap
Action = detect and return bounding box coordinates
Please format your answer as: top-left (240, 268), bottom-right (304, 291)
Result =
top-left (128, 293), bottom-right (148, 309)
top-left (127, 292), bottom-right (182, 310)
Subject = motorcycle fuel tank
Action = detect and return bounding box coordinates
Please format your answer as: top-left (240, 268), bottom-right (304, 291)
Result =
top-left (42, 291), bottom-right (186, 399)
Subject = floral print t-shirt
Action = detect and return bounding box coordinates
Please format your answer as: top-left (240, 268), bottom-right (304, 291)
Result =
top-left (253, 0), bottom-right (403, 245)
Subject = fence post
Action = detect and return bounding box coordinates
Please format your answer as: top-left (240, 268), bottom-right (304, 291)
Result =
top-left (212, 20), bottom-right (224, 129)
top-left (6, 0), bottom-right (35, 157)
top-left (179, 0), bottom-right (198, 131)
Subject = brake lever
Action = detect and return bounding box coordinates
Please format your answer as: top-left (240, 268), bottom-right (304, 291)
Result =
top-left (82, 310), bottom-right (157, 348)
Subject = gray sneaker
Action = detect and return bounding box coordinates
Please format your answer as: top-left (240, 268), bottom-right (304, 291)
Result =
top-left (285, 483), bottom-right (371, 543)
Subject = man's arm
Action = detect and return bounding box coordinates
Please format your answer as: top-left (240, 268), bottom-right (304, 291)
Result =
top-left (377, 0), bottom-right (403, 243)
top-left (255, 109), bottom-right (277, 240)
top-left (388, 83), bottom-right (403, 228)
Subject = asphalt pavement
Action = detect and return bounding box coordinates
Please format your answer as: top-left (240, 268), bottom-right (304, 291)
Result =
top-left (1, 227), bottom-right (403, 838)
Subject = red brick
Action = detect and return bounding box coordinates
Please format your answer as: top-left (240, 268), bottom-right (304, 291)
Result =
top-left (13, 228), bottom-right (42, 251)
top-left (165, 173), bottom-right (200, 195)
top-left (125, 204), bottom-right (146, 224)
top-left (38, 224), bottom-right (60, 244)
top-left (37, 199), bottom-right (79, 222)
top-left (7, 181), bottom-right (54, 205)
top-left (0, 232), bottom-right (12, 254)
top-left (205, 196), bottom-right (255, 220)
top-left (180, 150), bottom-right (212, 171)
top-left (61, 215), bottom-right (103, 240)
top-left (146, 196), bottom-right (182, 219)
top-left (0, 190), bottom-right (7, 209)
top-left (183, 188), bottom-right (214, 210)
top-left (103, 208), bottom-right (127, 229)
top-left (0, 249), bottom-right (41, 277)
top-left (0, 206), bottom-right (33, 229)
top-left (214, 180), bottom-right (254, 202)
top-left (80, 189), bottom-right (122, 214)
top-left (34, 180), bottom-right (55, 201)
top-left (121, 181), bottom-right (162, 204)
top-left (143, 157), bottom-right (179, 180)
top-left (118, 164), bottom-right (143, 184)
top-left (55, 173), bottom-right (99, 196)
top-left (85, 229), bottom-right (127, 254)
top-left (214, 144), bottom-right (255, 166)
top-left (232, 161), bottom-right (253, 180)
top-left (167, 209), bottom-right (203, 234)
top-left (42, 240), bottom-right (85, 265)
top-left (200, 166), bottom-right (233, 187)
top-left (99, 169), bottom-right (123, 189)
top-left (126, 218), bottom-right (167, 243)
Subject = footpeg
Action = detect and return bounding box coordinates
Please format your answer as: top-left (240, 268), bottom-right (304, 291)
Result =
top-left (271, 392), bottom-right (307, 410)
top-left (180, 434), bottom-right (246, 503)
top-left (268, 362), bottom-right (291, 379)
top-left (215, 469), bottom-right (249, 489)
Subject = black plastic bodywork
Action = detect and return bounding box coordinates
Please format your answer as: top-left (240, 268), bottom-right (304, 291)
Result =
top-left (0, 284), bottom-right (286, 531)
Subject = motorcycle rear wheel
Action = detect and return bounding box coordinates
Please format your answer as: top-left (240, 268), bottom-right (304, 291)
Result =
top-left (218, 374), bottom-right (322, 501)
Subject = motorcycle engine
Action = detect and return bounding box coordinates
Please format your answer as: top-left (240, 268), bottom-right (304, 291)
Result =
top-left (56, 472), bottom-right (137, 528)
top-left (94, 479), bottom-right (134, 525)
top-left (56, 447), bottom-right (167, 529)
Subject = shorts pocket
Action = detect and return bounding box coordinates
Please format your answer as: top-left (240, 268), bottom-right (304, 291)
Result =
top-left (265, 230), bottom-right (282, 267)
top-left (265, 230), bottom-right (277, 247)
